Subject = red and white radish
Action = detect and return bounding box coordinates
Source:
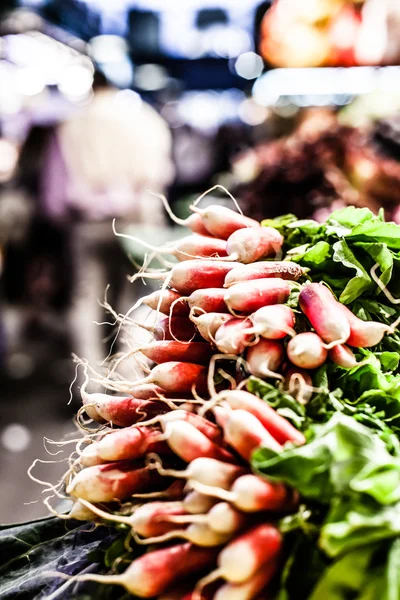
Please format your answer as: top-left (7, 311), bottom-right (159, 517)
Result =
top-left (190, 205), bottom-right (261, 240)
top-left (150, 456), bottom-right (246, 489)
top-left (142, 234), bottom-right (229, 262)
top-left (192, 474), bottom-right (291, 513)
top-left (245, 339), bottom-right (285, 379)
top-left (139, 341), bottom-right (213, 365)
top-left (329, 343), bottom-right (358, 368)
top-left (224, 279), bottom-right (290, 314)
top-left (142, 289), bottom-right (189, 317)
top-left (214, 318), bottom-right (254, 354)
top-left (80, 426), bottom-right (167, 465)
top-left (67, 462), bottom-right (158, 502)
top-left (224, 227), bottom-right (283, 263)
top-left (65, 542), bottom-right (218, 598)
top-left (190, 312), bottom-right (233, 343)
top-left (81, 393), bottom-right (169, 427)
top-left (139, 521), bottom-right (232, 547)
top-left (299, 283), bottom-right (350, 345)
top-left (166, 502), bottom-right (247, 536)
top-left (287, 332), bottom-right (328, 369)
top-left (153, 316), bottom-right (197, 342)
top-left (187, 288), bottom-right (227, 314)
top-left (136, 362), bottom-right (208, 394)
top-left (141, 409), bottom-right (223, 444)
top-left (133, 260), bottom-right (236, 295)
top-left (339, 303), bottom-right (392, 348)
top-left (212, 524), bottom-right (282, 584)
top-left (215, 390), bottom-right (305, 445)
top-left (163, 420), bottom-right (235, 463)
top-left (247, 305), bottom-right (296, 339)
top-left (183, 490), bottom-right (218, 514)
top-left (224, 261), bottom-right (306, 287)
top-left (214, 559), bottom-right (279, 600)
top-left (217, 408), bottom-right (283, 460)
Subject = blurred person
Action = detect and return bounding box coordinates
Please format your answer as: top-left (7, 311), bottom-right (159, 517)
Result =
top-left (0, 125), bottom-right (72, 375)
top-left (41, 70), bottom-right (174, 368)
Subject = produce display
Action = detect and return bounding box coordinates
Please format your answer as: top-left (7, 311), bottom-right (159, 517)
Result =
top-left (24, 193), bottom-right (400, 598)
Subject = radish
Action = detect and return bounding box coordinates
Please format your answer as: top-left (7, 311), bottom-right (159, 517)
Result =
top-left (139, 341), bottom-right (213, 365)
top-left (218, 409), bottom-right (283, 460)
top-left (224, 227), bottom-right (283, 263)
top-left (191, 474), bottom-right (291, 513)
top-left (165, 502), bottom-right (247, 536)
top-left (153, 316), bottom-right (197, 342)
top-left (187, 288), bottom-right (227, 313)
top-left (141, 409), bottom-right (223, 444)
top-left (224, 279), bottom-right (290, 314)
top-left (136, 362), bottom-right (208, 394)
top-left (163, 420), bottom-right (235, 463)
top-left (287, 332), bottom-right (328, 369)
top-left (64, 542), bottom-right (218, 598)
top-left (150, 456), bottom-right (246, 489)
top-left (210, 524), bottom-right (282, 584)
top-left (190, 205), bottom-right (260, 240)
top-left (69, 500), bottom-right (100, 521)
top-left (138, 521), bottom-right (232, 547)
top-left (190, 312), bottom-right (233, 343)
top-left (214, 318), bottom-right (254, 354)
top-left (183, 491), bottom-right (217, 514)
top-left (142, 289), bottom-right (189, 317)
top-left (339, 303), bottom-right (393, 348)
top-left (224, 261), bottom-right (306, 287)
top-left (245, 339), bottom-right (285, 379)
top-left (216, 390), bottom-right (305, 445)
top-left (82, 394), bottom-right (169, 427)
top-left (78, 499), bottom-right (187, 537)
top-left (214, 559), bottom-right (279, 600)
top-left (80, 427), bottom-right (168, 465)
top-left (186, 212), bottom-right (216, 236)
top-left (134, 234), bottom-right (229, 262)
top-left (299, 283), bottom-right (350, 345)
top-left (246, 305), bottom-right (296, 339)
top-left (133, 260), bottom-right (236, 295)
top-left (67, 462), bottom-right (158, 502)
top-left (329, 343), bottom-right (358, 368)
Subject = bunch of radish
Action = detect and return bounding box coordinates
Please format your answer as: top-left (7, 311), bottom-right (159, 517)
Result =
top-left (58, 192), bottom-right (396, 599)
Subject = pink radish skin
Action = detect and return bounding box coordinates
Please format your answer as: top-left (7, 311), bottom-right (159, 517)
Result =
top-left (193, 474), bottom-right (291, 513)
top-left (218, 390), bottom-right (305, 445)
top-left (154, 457), bottom-right (246, 489)
top-left (218, 409), bottom-right (283, 460)
top-left (287, 332), bottom-right (328, 369)
top-left (166, 502), bottom-right (247, 536)
top-left (299, 283), bottom-right (350, 344)
top-left (67, 462), bottom-right (158, 502)
top-left (80, 427), bottom-right (168, 465)
top-left (163, 420), bottom-right (235, 463)
top-left (169, 260), bottom-right (237, 295)
top-left (329, 343), bottom-right (358, 368)
top-left (245, 339), bottom-right (285, 378)
top-left (142, 289), bottom-right (189, 317)
top-left (339, 303), bottom-right (391, 347)
top-left (248, 305), bottom-right (296, 339)
top-left (225, 261), bottom-right (306, 287)
top-left (188, 288), bottom-right (227, 313)
top-left (214, 559), bottom-right (279, 600)
top-left (71, 543), bottom-right (218, 598)
top-left (140, 362), bottom-right (208, 394)
top-left (142, 521), bottom-right (231, 547)
top-left (83, 393), bottom-right (169, 427)
top-left (140, 341), bottom-right (213, 365)
top-left (214, 523), bottom-right (282, 583)
top-left (190, 312), bottom-right (233, 343)
top-left (158, 410), bottom-right (223, 444)
top-left (127, 502), bottom-right (188, 537)
top-left (214, 318), bottom-right (254, 354)
top-left (171, 234), bottom-right (228, 261)
top-left (191, 205), bottom-right (260, 240)
top-left (186, 212), bottom-right (215, 236)
top-left (225, 279), bottom-right (290, 314)
top-left (153, 317), bottom-right (197, 342)
top-left (225, 227), bottom-right (283, 263)
top-left (183, 491), bottom-right (217, 514)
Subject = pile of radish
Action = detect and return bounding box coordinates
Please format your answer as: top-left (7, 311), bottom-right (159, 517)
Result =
top-left (54, 193), bottom-right (395, 599)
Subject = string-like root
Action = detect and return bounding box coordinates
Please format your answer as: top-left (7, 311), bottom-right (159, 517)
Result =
top-left (207, 353), bottom-right (247, 399)
top-left (191, 184), bottom-right (243, 214)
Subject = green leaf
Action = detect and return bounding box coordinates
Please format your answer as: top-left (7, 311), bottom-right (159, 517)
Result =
top-left (332, 240), bottom-right (372, 303)
top-left (328, 206), bottom-right (375, 229)
top-left (290, 241), bottom-right (332, 269)
top-left (347, 220), bottom-right (400, 249)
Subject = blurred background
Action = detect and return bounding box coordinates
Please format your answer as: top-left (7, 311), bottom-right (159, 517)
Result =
top-left (2, 0), bottom-right (400, 522)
